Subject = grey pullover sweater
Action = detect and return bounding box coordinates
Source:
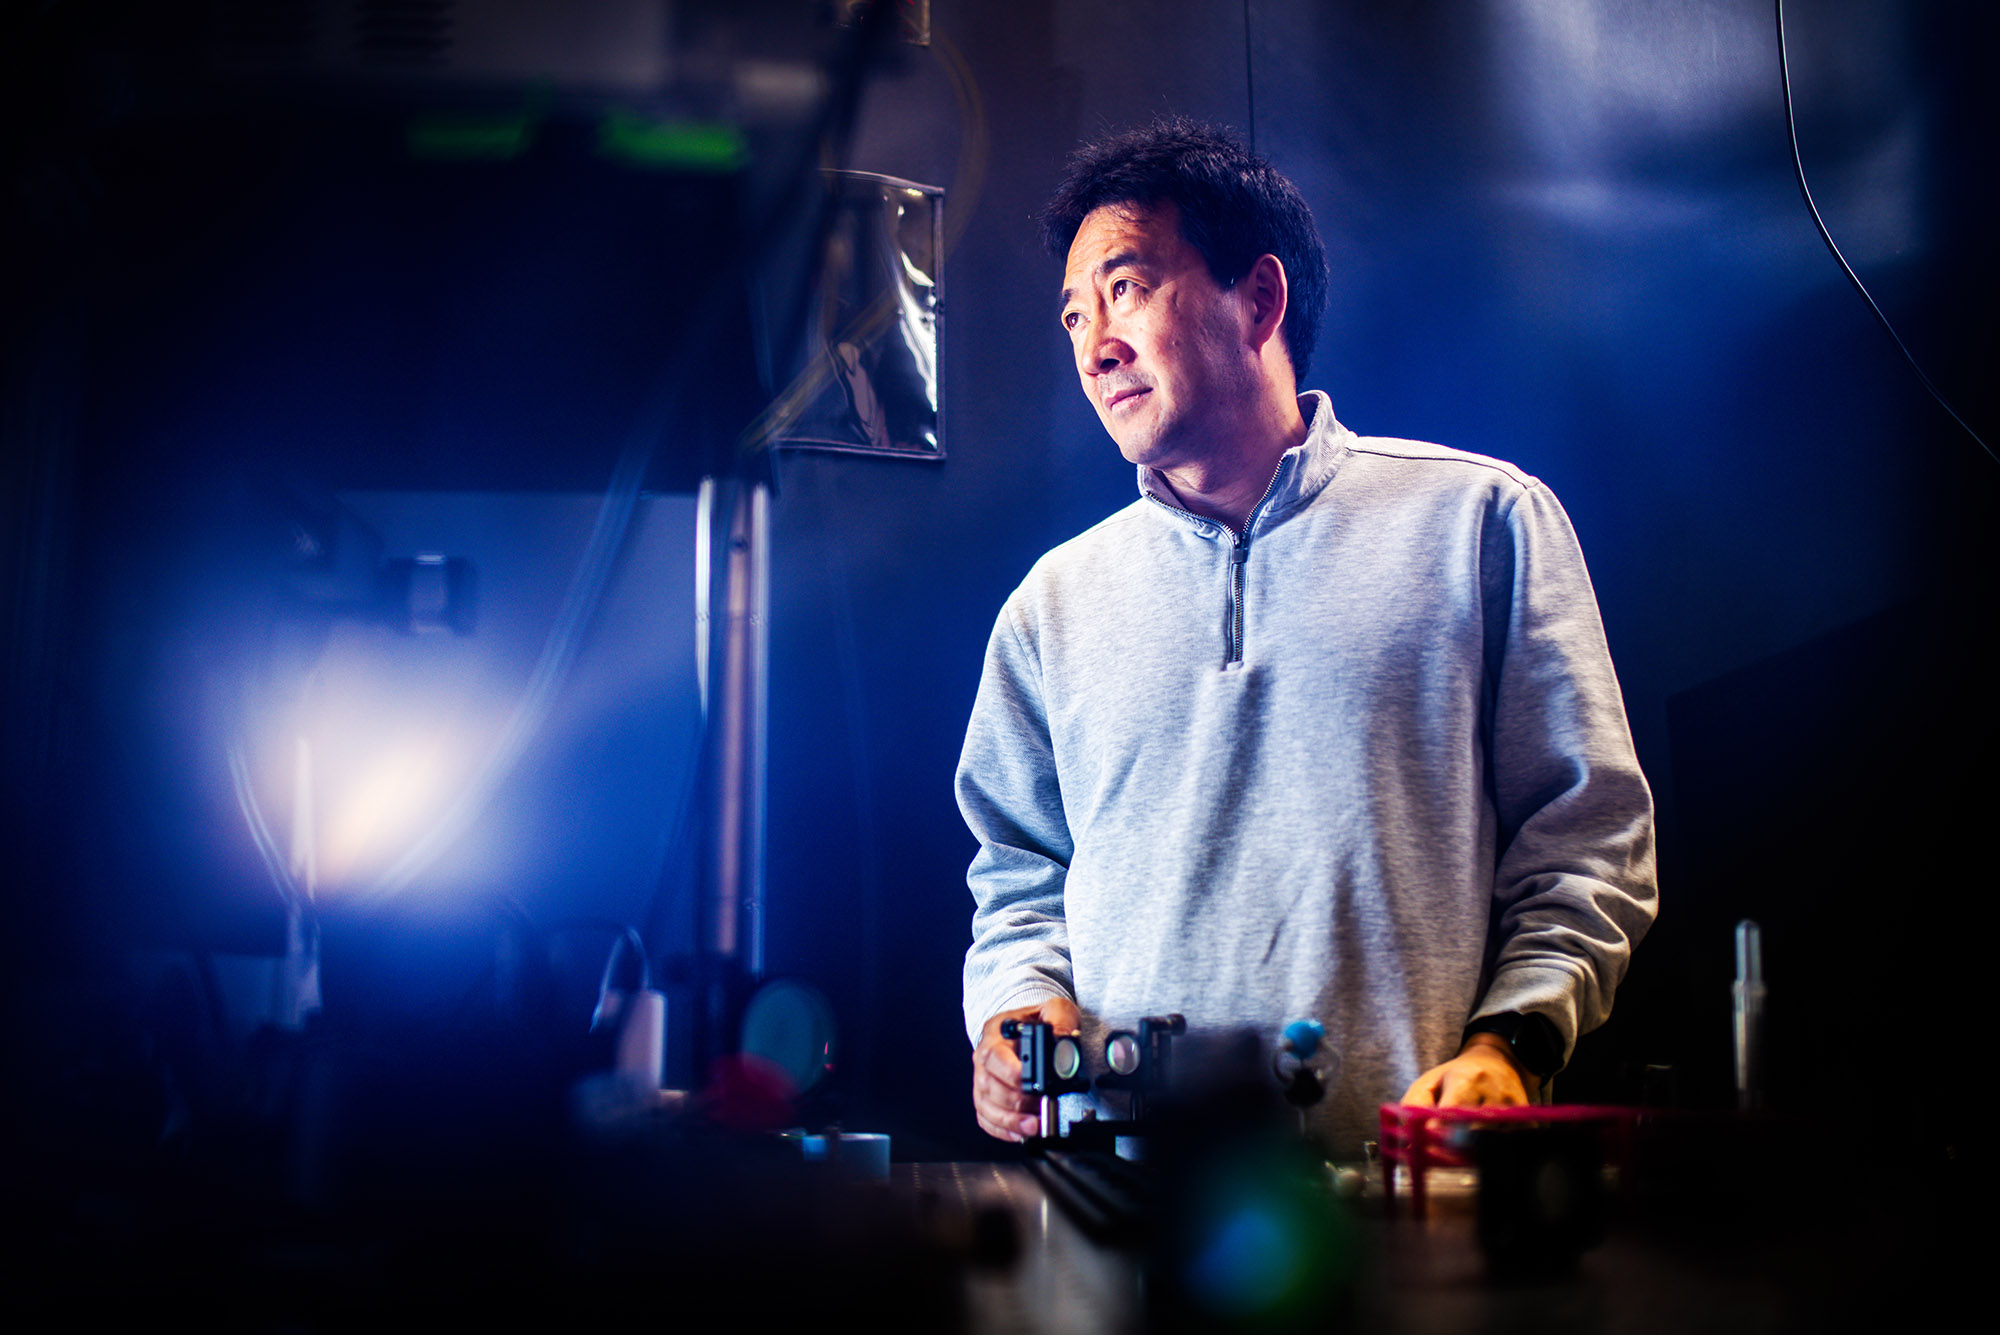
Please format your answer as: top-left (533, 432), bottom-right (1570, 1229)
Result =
top-left (957, 393), bottom-right (1657, 1154)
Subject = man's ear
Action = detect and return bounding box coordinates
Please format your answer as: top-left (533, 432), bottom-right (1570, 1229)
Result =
top-left (1243, 253), bottom-right (1290, 353)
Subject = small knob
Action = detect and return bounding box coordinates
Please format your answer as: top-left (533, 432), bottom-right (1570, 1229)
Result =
top-left (1282, 1018), bottom-right (1325, 1058)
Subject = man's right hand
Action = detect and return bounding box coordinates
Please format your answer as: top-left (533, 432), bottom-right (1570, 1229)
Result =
top-left (972, 997), bottom-right (1082, 1143)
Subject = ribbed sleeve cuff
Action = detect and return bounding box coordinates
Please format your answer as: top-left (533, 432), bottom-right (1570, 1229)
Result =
top-left (963, 985), bottom-right (1073, 1047)
top-left (1471, 964), bottom-right (1584, 1058)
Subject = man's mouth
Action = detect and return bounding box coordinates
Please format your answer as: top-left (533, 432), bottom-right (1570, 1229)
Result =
top-left (1104, 386), bottom-right (1150, 412)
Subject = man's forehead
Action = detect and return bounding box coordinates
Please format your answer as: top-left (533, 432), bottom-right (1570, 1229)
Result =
top-left (1061, 200), bottom-right (1185, 290)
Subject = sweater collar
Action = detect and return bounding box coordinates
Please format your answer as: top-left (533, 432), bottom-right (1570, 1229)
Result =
top-left (1135, 391), bottom-right (1351, 535)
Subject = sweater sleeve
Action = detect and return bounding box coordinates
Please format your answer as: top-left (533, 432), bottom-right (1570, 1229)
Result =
top-left (1474, 481), bottom-right (1659, 1058)
top-left (956, 601), bottom-right (1077, 1046)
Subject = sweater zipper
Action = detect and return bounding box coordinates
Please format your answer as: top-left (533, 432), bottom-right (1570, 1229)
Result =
top-left (1140, 459), bottom-right (1288, 667)
top-left (1228, 539), bottom-right (1250, 664)
top-left (1225, 462), bottom-right (1287, 666)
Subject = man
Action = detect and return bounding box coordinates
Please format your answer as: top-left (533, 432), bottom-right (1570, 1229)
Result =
top-left (958, 119), bottom-right (1656, 1155)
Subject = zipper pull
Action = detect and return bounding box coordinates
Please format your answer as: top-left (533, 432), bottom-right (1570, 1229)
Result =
top-left (1231, 540), bottom-right (1251, 564)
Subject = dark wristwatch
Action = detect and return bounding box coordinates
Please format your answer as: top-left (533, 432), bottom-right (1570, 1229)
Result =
top-left (1462, 1011), bottom-right (1564, 1080)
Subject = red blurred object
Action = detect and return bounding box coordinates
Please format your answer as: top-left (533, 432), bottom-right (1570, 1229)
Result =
top-left (705, 1054), bottom-right (798, 1133)
top-left (1377, 1103), bottom-right (1643, 1218)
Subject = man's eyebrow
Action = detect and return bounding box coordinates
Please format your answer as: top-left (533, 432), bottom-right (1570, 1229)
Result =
top-left (1056, 250), bottom-right (1143, 315)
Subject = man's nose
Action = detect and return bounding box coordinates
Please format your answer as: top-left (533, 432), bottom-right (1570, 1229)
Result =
top-left (1079, 320), bottom-right (1127, 376)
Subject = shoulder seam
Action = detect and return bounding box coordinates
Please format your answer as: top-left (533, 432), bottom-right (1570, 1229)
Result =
top-left (1345, 438), bottom-right (1542, 491)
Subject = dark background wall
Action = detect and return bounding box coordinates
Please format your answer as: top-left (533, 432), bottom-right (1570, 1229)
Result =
top-left (4, 0), bottom-right (1993, 1162)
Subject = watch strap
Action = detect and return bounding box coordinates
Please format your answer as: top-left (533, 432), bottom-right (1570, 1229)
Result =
top-left (1462, 1011), bottom-right (1564, 1079)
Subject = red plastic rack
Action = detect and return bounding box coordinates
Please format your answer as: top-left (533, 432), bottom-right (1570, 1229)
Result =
top-left (1377, 1103), bottom-right (1643, 1218)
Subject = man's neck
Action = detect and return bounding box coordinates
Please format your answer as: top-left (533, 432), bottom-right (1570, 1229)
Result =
top-left (1151, 396), bottom-right (1310, 533)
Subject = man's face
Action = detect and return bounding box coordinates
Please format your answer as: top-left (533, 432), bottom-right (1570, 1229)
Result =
top-left (1059, 201), bottom-right (1258, 470)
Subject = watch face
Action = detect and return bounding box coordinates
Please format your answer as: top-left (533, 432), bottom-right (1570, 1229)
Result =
top-left (1514, 1014), bottom-right (1563, 1078)
top-left (1468, 1012), bottom-right (1563, 1078)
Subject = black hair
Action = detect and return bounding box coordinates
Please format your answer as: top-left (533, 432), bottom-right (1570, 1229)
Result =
top-left (1038, 116), bottom-right (1329, 381)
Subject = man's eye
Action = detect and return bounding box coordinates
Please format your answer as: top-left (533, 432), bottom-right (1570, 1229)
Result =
top-left (1110, 279), bottom-right (1132, 299)
top-left (1062, 311), bottom-right (1081, 331)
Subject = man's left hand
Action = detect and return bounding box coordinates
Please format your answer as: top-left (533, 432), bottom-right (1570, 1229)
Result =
top-left (1398, 1032), bottom-right (1539, 1108)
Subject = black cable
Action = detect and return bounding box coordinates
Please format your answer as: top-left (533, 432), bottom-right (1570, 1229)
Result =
top-left (1775, 0), bottom-right (1994, 464)
top-left (1243, 0), bottom-right (1257, 153)
top-left (590, 925), bottom-right (652, 1031)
